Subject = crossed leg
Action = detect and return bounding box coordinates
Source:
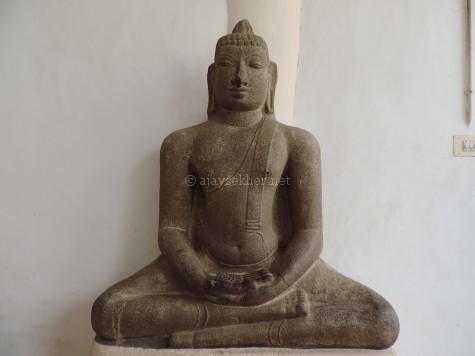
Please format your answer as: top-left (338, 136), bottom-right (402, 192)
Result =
top-left (169, 259), bottom-right (399, 349)
top-left (91, 256), bottom-right (308, 342)
top-left (92, 257), bottom-right (399, 349)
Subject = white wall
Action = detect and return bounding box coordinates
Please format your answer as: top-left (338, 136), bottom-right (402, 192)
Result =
top-left (1, 1), bottom-right (474, 356)
top-left (295, 1), bottom-right (475, 356)
top-left (0, 1), bottom-right (226, 355)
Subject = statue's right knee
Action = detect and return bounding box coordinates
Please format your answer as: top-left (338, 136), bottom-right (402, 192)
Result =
top-left (91, 292), bottom-right (119, 340)
top-left (368, 297), bottom-right (400, 349)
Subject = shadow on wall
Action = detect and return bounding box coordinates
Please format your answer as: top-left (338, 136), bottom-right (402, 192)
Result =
top-left (119, 149), bottom-right (162, 272)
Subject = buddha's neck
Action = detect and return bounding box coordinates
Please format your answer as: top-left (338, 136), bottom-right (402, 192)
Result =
top-left (220, 109), bottom-right (263, 127)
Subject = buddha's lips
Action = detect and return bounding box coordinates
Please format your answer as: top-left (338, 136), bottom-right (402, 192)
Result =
top-left (229, 87), bottom-right (250, 93)
top-left (230, 88), bottom-right (249, 99)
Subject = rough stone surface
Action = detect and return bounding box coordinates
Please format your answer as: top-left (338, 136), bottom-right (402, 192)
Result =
top-left (91, 20), bottom-right (399, 349)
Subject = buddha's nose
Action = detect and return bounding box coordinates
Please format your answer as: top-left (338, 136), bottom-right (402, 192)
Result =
top-left (231, 63), bottom-right (248, 87)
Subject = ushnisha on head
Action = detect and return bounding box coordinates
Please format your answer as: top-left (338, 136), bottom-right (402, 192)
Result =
top-left (215, 20), bottom-right (269, 55)
top-left (207, 20), bottom-right (277, 115)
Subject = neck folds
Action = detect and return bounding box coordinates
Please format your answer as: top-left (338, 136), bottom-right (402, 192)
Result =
top-left (220, 109), bottom-right (263, 127)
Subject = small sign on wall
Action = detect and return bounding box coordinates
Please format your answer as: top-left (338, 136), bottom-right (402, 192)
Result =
top-left (454, 135), bottom-right (475, 157)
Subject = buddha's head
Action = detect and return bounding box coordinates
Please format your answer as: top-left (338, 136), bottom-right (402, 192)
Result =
top-left (207, 20), bottom-right (277, 115)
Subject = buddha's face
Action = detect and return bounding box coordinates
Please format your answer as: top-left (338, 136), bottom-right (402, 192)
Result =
top-left (214, 45), bottom-right (270, 112)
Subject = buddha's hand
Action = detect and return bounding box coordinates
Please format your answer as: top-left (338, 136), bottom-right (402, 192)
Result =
top-left (202, 269), bottom-right (274, 304)
top-left (239, 273), bottom-right (289, 306)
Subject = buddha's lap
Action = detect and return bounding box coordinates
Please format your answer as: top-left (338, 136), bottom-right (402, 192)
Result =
top-left (93, 256), bottom-right (397, 345)
top-left (99, 256), bottom-right (387, 310)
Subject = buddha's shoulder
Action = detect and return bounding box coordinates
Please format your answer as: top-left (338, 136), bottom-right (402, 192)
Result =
top-left (160, 122), bottom-right (208, 152)
top-left (275, 122), bottom-right (320, 151)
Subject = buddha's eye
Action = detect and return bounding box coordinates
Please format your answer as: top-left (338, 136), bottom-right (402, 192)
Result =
top-left (248, 61), bottom-right (264, 69)
top-left (218, 60), bottom-right (234, 68)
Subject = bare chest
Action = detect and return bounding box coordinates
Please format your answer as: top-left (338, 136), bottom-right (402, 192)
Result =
top-left (192, 126), bottom-right (287, 183)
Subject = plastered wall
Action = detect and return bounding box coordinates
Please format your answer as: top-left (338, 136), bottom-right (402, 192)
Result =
top-left (0, 1), bottom-right (474, 356)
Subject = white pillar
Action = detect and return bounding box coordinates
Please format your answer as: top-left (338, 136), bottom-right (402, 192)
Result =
top-left (227, 0), bottom-right (302, 125)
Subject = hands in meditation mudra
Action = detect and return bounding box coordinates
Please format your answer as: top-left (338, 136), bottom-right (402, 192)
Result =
top-left (91, 20), bottom-right (399, 349)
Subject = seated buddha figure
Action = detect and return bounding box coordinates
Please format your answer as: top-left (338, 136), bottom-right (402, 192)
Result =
top-left (91, 20), bottom-right (399, 349)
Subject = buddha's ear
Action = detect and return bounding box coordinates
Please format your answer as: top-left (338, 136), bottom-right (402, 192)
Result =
top-left (264, 61), bottom-right (277, 114)
top-left (207, 63), bottom-right (216, 115)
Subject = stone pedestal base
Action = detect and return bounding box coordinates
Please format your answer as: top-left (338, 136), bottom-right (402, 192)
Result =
top-left (90, 340), bottom-right (397, 356)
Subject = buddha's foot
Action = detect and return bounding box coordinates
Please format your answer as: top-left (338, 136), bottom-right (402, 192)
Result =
top-left (170, 289), bottom-right (310, 347)
top-left (285, 288), bottom-right (309, 318)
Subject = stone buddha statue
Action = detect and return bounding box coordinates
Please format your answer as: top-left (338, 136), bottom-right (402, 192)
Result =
top-left (92, 20), bottom-right (399, 349)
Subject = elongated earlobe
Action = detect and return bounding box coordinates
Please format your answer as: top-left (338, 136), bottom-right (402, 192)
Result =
top-left (207, 63), bottom-right (216, 115)
top-left (264, 62), bottom-right (277, 114)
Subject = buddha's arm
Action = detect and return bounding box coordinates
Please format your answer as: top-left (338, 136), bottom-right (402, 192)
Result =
top-left (157, 131), bottom-right (208, 292)
top-left (274, 130), bottom-right (323, 285)
top-left (242, 130), bottom-right (323, 306)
